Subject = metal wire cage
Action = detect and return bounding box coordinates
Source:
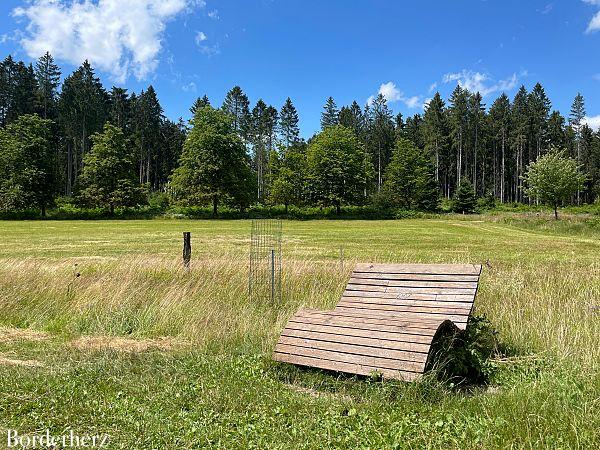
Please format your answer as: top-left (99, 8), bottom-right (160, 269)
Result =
top-left (249, 219), bottom-right (282, 303)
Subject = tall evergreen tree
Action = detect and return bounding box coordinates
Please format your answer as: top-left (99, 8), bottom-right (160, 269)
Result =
top-left (448, 85), bottom-right (469, 190)
top-left (132, 86), bottom-right (164, 188)
top-left (422, 92), bottom-right (448, 193)
top-left (108, 87), bottom-right (131, 130)
top-left (548, 110), bottom-right (566, 149)
top-left (510, 86), bottom-right (529, 202)
top-left (222, 86), bottom-right (250, 138)
top-left (190, 95), bottom-right (210, 115)
top-left (468, 92), bottom-right (485, 194)
top-left (34, 52), bottom-right (61, 120)
top-left (278, 97), bottom-right (300, 150)
top-left (320, 96), bottom-right (339, 129)
top-left (489, 93), bottom-right (511, 202)
top-left (528, 83), bottom-right (551, 158)
top-left (58, 60), bottom-right (108, 195)
top-left (367, 94), bottom-right (395, 191)
top-left (569, 93), bottom-right (586, 205)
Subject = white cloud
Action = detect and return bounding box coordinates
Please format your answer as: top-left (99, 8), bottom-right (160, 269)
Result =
top-left (538, 3), bottom-right (553, 15)
top-left (583, 115), bottom-right (600, 130)
top-left (182, 81), bottom-right (196, 92)
top-left (584, 0), bottom-right (600, 32)
top-left (428, 82), bottom-right (437, 93)
top-left (207, 9), bottom-right (219, 19)
top-left (195, 31), bottom-right (207, 44)
top-left (442, 70), bottom-right (519, 96)
top-left (12, 0), bottom-right (203, 83)
top-left (367, 81), bottom-right (422, 109)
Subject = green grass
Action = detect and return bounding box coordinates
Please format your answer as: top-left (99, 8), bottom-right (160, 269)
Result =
top-left (1, 217), bottom-right (599, 448)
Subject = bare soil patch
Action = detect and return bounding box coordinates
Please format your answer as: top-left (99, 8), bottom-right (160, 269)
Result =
top-left (0, 327), bottom-right (49, 344)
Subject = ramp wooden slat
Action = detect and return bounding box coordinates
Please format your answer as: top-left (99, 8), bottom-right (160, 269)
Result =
top-left (273, 263), bottom-right (482, 381)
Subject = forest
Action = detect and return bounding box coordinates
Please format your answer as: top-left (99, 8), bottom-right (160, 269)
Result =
top-left (1, 52), bottom-right (599, 217)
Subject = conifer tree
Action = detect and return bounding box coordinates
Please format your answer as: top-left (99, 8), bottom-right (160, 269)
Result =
top-left (489, 93), bottom-right (510, 202)
top-left (190, 95), bottom-right (210, 115)
top-left (34, 52), bottom-right (61, 120)
top-left (423, 92), bottom-right (447, 189)
top-left (320, 96), bottom-right (339, 129)
top-left (222, 86), bottom-right (250, 137)
top-left (511, 86), bottom-right (529, 202)
top-left (278, 97), bottom-right (300, 150)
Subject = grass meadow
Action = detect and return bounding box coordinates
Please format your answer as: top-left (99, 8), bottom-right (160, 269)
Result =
top-left (1, 215), bottom-right (600, 448)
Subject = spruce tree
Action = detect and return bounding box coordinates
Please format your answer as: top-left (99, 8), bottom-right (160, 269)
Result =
top-left (423, 92), bottom-right (447, 191)
top-left (278, 97), bottom-right (300, 150)
top-left (489, 93), bottom-right (510, 202)
top-left (320, 96), bottom-right (339, 129)
top-left (222, 86), bottom-right (250, 137)
top-left (34, 52), bottom-right (61, 119)
top-left (528, 83), bottom-right (551, 158)
top-left (511, 86), bottom-right (529, 202)
top-left (453, 179), bottom-right (477, 214)
top-left (190, 95), bottom-right (210, 115)
top-left (368, 94), bottom-right (395, 191)
top-left (448, 85), bottom-right (469, 189)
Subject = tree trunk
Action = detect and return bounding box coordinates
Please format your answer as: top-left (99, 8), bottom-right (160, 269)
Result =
top-left (285, 203), bottom-right (288, 214)
top-left (41, 203), bottom-right (46, 218)
top-left (501, 130), bottom-right (505, 203)
top-left (110, 203), bottom-right (115, 215)
top-left (554, 204), bottom-right (558, 220)
top-left (336, 202), bottom-right (341, 215)
top-left (212, 197), bottom-right (218, 217)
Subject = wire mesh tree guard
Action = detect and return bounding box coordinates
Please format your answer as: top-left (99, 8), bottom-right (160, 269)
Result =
top-left (249, 219), bottom-right (282, 303)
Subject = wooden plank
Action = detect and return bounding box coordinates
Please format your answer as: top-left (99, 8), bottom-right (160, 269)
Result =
top-left (354, 263), bottom-right (482, 275)
top-left (282, 327), bottom-right (431, 352)
top-left (334, 306), bottom-right (468, 327)
top-left (340, 296), bottom-right (474, 310)
top-left (295, 309), bottom-right (443, 331)
top-left (273, 352), bottom-right (419, 381)
top-left (275, 343), bottom-right (425, 372)
top-left (278, 336), bottom-right (429, 363)
top-left (342, 290), bottom-right (475, 302)
top-left (348, 277), bottom-right (479, 289)
top-left (346, 284), bottom-right (477, 296)
top-left (287, 317), bottom-right (437, 343)
top-left (339, 298), bottom-right (472, 315)
top-left (351, 273), bottom-right (480, 282)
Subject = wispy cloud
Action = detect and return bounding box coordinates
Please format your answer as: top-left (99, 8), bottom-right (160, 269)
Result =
top-left (583, 115), bottom-right (600, 130)
top-left (182, 81), bottom-right (197, 92)
top-left (442, 70), bottom-right (521, 96)
top-left (12, 0), bottom-right (205, 83)
top-left (195, 31), bottom-right (207, 44)
top-left (367, 81), bottom-right (422, 109)
top-left (207, 9), bottom-right (219, 19)
top-left (583, 0), bottom-right (600, 33)
top-left (537, 3), bottom-right (553, 15)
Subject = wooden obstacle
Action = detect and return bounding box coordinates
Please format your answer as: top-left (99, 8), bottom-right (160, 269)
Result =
top-left (273, 263), bottom-right (482, 381)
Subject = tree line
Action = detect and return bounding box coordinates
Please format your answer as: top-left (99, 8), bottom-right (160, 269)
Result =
top-left (0, 52), bottom-right (598, 216)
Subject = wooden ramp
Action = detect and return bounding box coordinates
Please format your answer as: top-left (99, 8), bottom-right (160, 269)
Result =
top-left (274, 263), bottom-right (482, 381)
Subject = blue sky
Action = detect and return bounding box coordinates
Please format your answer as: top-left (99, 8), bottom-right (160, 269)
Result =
top-left (1, 0), bottom-right (600, 137)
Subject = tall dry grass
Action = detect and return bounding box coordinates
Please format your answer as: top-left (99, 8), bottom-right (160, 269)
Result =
top-left (0, 252), bottom-right (599, 368)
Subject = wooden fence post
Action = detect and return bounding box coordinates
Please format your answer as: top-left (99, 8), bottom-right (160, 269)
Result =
top-left (183, 232), bottom-right (191, 270)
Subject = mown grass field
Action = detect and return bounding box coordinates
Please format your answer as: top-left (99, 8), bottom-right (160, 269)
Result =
top-left (1, 216), bottom-right (599, 448)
